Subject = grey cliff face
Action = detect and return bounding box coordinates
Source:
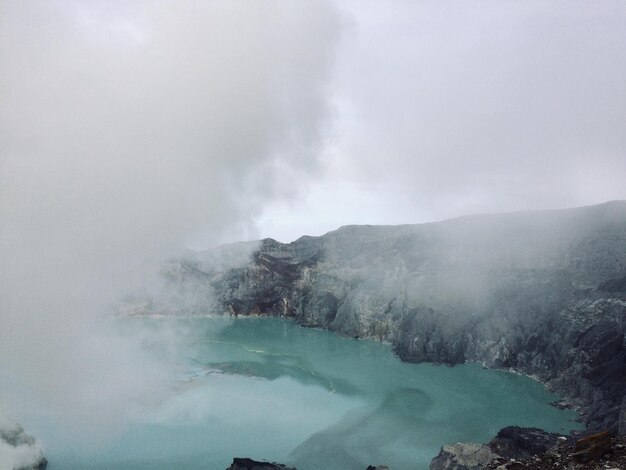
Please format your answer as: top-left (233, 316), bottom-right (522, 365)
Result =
top-left (160, 201), bottom-right (626, 433)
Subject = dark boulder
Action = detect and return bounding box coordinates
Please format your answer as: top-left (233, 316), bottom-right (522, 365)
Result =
top-left (488, 426), bottom-right (560, 459)
top-left (572, 430), bottom-right (612, 463)
top-left (430, 442), bottom-right (497, 470)
top-left (431, 427), bottom-right (562, 470)
top-left (225, 457), bottom-right (296, 470)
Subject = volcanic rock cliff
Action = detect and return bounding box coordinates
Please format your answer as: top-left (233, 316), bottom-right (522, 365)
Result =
top-left (155, 201), bottom-right (626, 433)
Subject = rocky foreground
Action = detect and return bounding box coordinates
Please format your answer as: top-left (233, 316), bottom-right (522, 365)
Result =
top-left (430, 426), bottom-right (626, 469)
top-left (483, 431), bottom-right (626, 470)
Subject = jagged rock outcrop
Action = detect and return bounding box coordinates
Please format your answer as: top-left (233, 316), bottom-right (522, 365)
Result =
top-left (430, 426), bottom-right (560, 470)
top-left (150, 201), bottom-right (626, 432)
top-left (484, 432), bottom-right (626, 469)
top-left (430, 442), bottom-right (498, 470)
top-left (488, 426), bottom-right (560, 459)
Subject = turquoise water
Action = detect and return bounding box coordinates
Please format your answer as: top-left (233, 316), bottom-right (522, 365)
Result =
top-left (42, 317), bottom-right (580, 470)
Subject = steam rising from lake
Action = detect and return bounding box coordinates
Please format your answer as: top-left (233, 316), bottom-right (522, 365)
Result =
top-left (0, 0), bottom-right (341, 438)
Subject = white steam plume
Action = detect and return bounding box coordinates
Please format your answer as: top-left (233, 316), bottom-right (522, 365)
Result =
top-left (0, 0), bottom-right (341, 437)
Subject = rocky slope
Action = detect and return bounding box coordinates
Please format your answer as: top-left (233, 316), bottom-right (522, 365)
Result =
top-left (430, 426), bottom-right (565, 469)
top-left (483, 431), bottom-right (626, 470)
top-left (148, 201), bottom-right (626, 433)
top-left (432, 429), bottom-right (626, 470)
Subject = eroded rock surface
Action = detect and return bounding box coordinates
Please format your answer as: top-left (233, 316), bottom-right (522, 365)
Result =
top-left (430, 426), bottom-right (560, 470)
top-left (488, 426), bottom-right (560, 459)
top-left (484, 432), bottom-right (626, 470)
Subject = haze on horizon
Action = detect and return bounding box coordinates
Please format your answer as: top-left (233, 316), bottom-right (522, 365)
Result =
top-left (1, 0), bottom-right (625, 450)
top-left (257, 0), bottom-right (626, 243)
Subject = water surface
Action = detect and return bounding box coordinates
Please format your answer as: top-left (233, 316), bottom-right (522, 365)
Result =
top-left (42, 317), bottom-right (581, 469)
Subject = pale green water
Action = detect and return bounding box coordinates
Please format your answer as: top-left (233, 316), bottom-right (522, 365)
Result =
top-left (42, 317), bottom-right (581, 470)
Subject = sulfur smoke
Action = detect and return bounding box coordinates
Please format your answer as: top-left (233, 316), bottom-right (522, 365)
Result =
top-left (0, 0), bottom-right (342, 440)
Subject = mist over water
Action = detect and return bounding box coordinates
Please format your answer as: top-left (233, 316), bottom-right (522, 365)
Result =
top-left (0, 0), bottom-right (341, 440)
top-left (25, 317), bottom-right (581, 470)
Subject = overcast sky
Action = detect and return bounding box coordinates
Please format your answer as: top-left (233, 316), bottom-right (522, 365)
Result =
top-left (3, 1), bottom-right (625, 247)
top-left (258, 0), bottom-right (626, 242)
